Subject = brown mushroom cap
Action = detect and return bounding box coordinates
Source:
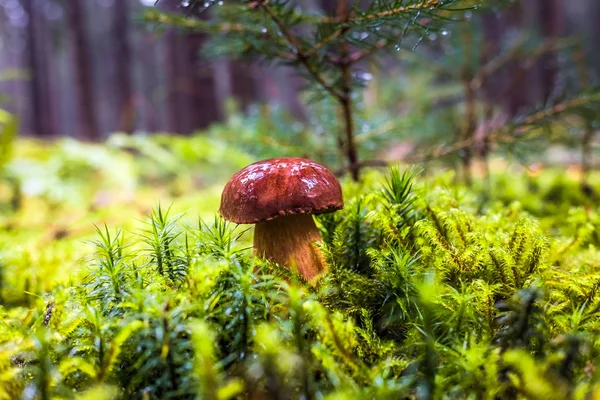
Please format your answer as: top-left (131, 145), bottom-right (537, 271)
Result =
top-left (219, 157), bottom-right (343, 224)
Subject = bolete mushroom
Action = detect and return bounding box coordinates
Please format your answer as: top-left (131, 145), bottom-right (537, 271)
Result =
top-left (219, 157), bottom-right (343, 282)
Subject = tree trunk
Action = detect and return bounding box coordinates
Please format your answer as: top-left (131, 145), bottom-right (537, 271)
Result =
top-left (538, 0), bottom-right (563, 102)
top-left (22, 0), bottom-right (56, 137)
top-left (183, 32), bottom-right (220, 132)
top-left (229, 61), bottom-right (257, 112)
top-left (65, 0), bottom-right (99, 140)
top-left (459, 24), bottom-right (476, 186)
top-left (590, 0), bottom-right (600, 77)
top-left (503, 2), bottom-right (529, 116)
top-left (158, 0), bottom-right (188, 133)
top-left (162, 31), bottom-right (186, 133)
top-left (136, 30), bottom-right (163, 132)
top-left (114, 0), bottom-right (135, 133)
top-left (338, 0), bottom-right (359, 182)
top-left (480, 10), bottom-right (504, 105)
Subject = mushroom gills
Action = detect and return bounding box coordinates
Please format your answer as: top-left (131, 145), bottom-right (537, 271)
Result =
top-left (253, 213), bottom-right (327, 282)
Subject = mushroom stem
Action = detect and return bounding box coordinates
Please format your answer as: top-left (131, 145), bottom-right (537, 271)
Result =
top-left (253, 213), bottom-right (327, 282)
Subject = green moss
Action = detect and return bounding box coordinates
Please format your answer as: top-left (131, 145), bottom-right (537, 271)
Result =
top-left (3, 129), bottom-right (600, 399)
top-left (2, 148), bottom-right (600, 399)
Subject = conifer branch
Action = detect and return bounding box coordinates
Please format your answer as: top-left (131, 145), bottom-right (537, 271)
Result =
top-left (344, 39), bottom-right (389, 64)
top-left (304, 29), bottom-right (343, 58)
top-left (471, 38), bottom-right (577, 93)
top-left (518, 94), bottom-right (600, 127)
top-left (145, 10), bottom-right (247, 33)
top-left (319, 0), bottom-right (443, 24)
top-left (258, 3), bottom-right (343, 100)
top-left (149, 0), bottom-right (485, 182)
top-left (144, 9), bottom-right (296, 58)
top-left (337, 0), bottom-right (360, 181)
top-left (401, 93), bottom-right (600, 163)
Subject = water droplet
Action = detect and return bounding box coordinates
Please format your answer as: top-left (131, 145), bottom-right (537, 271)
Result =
top-left (261, 28), bottom-right (267, 33)
top-left (428, 33), bottom-right (438, 41)
top-left (441, 30), bottom-right (449, 36)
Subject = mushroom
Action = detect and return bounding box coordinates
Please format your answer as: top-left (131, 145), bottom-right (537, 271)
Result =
top-left (219, 157), bottom-right (343, 282)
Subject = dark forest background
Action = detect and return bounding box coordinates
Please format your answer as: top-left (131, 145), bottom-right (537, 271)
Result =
top-left (1, 0), bottom-right (599, 140)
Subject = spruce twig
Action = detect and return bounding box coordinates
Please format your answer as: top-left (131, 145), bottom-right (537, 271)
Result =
top-left (149, 0), bottom-right (472, 181)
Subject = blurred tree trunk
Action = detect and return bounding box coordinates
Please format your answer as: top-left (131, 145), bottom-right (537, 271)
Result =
top-left (22, 0), bottom-right (56, 137)
top-left (158, 0), bottom-right (187, 133)
top-left (594, 0), bottom-right (600, 76)
top-left (164, 32), bottom-right (187, 133)
top-left (319, 0), bottom-right (337, 15)
top-left (230, 61), bottom-right (257, 112)
top-left (157, 1), bottom-right (221, 133)
top-left (503, 3), bottom-right (530, 116)
top-left (213, 58), bottom-right (261, 118)
top-left (212, 58), bottom-right (231, 117)
top-left (538, 0), bottom-right (563, 102)
top-left (136, 31), bottom-right (164, 132)
top-left (480, 11), bottom-right (504, 103)
top-left (65, 0), bottom-right (99, 140)
top-left (114, 0), bottom-right (135, 133)
top-left (182, 32), bottom-right (220, 132)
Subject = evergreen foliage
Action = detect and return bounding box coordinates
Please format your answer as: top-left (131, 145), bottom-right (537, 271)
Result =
top-left (146, 0), bottom-right (492, 181)
top-left (144, 1), bottom-right (600, 186)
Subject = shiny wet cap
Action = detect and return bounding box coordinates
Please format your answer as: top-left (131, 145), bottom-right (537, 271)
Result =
top-left (219, 157), bottom-right (343, 224)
